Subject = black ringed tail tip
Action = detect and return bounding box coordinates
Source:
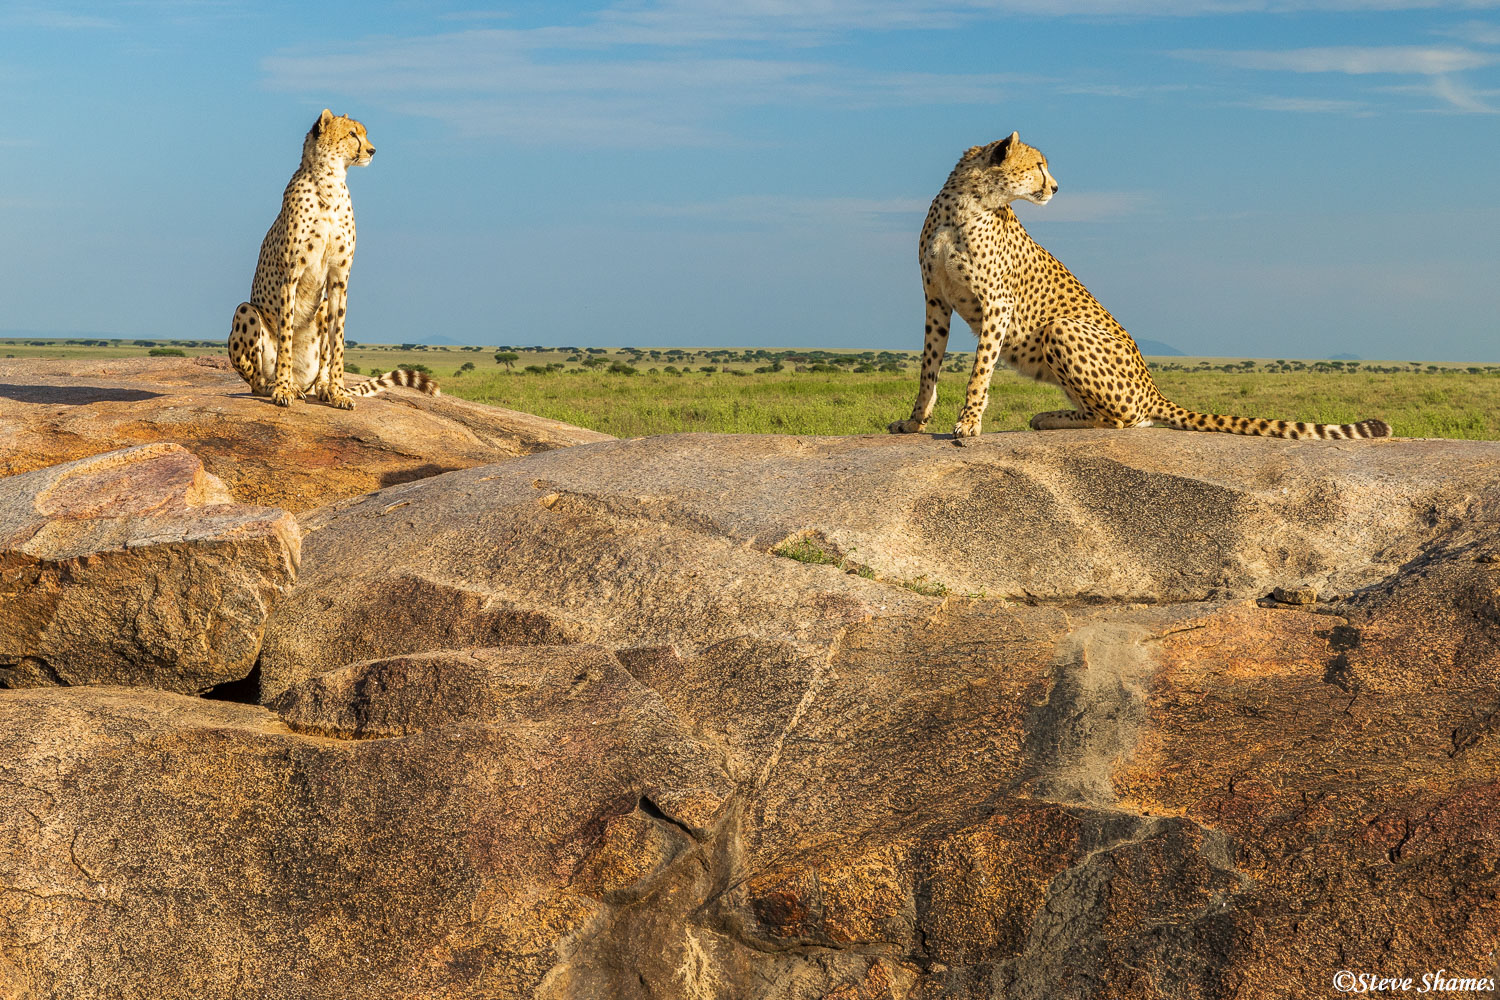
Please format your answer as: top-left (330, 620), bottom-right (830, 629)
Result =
top-left (1154, 404), bottom-right (1392, 440)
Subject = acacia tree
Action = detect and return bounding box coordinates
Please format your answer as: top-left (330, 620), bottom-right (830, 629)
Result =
top-left (495, 351), bottom-right (520, 369)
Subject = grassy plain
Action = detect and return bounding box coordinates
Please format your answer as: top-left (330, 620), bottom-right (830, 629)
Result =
top-left (450, 367), bottom-right (1500, 440)
top-left (5, 337), bottom-right (1498, 440)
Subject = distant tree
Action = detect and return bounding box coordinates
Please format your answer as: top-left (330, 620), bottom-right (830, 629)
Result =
top-left (148, 347), bottom-right (185, 356)
top-left (495, 351), bottom-right (520, 369)
top-left (460, 361), bottom-right (476, 372)
top-left (345, 362), bottom-right (362, 374)
top-left (397, 362), bottom-right (431, 374)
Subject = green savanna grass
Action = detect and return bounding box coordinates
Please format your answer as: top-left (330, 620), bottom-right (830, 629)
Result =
top-left (5, 338), bottom-right (1498, 441)
top-left (449, 366), bottom-right (1500, 441)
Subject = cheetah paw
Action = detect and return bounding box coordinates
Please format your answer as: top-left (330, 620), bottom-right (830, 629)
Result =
top-left (270, 386), bottom-right (297, 407)
top-left (888, 419), bottom-right (927, 434)
top-left (951, 422), bottom-right (981, 446)
top-left (326, 392), bottom-right (356, 410)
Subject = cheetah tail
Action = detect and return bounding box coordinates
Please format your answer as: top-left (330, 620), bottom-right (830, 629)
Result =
top-left (349, 368), bottom-right (442, 398)
top-left (1150, 400), bottom-right (1390, 440)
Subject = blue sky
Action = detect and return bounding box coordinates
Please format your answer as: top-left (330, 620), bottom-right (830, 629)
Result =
top-left (1, 1), bottom-right (1497, 360)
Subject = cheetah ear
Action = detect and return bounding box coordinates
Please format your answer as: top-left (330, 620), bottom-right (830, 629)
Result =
top-left (990, 132), bottom-right (1018, 164)
top-left (314, 108), bottom-right (334, 134)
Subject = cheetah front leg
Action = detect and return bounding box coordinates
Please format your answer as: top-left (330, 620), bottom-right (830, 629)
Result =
top-left (310, 297), bottom-right (353, 409)
top-left (270, 262), bottom-right (307, 407)
top-left (308, 299), bottom-right (334, 401)
top-left (952, 299), bottom-right (1014, 446)
top-left (889, 296), bottom-right (952, 434)
top-left (318, 269), bottom-right (356, 410)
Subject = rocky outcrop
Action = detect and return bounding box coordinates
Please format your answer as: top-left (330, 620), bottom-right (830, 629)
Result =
top-left (0, 651), bottom-right (734, 999)
top-left (0, 356), bottom-right (611, 511)
top-left (3, 428), bottom-right (1499, 998)
top-left (0, 443), bottom-right (299, 692)
top-left (258, 431), bottom-right (1500, 697)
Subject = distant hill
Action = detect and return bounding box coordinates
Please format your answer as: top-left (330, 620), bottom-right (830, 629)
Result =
top-left (1135, 339), bottom-right (1184, 356)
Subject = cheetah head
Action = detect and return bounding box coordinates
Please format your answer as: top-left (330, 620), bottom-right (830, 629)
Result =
top-left (960, 132), bottom-right (1058, 210)
top-left (302, 109), bottom-right (376, 169)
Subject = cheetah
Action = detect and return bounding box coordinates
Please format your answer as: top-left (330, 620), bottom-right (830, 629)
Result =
top-left (227, 109), bottom-right (437, 408)
top-left (889, 132), bottom-right (1390, 444)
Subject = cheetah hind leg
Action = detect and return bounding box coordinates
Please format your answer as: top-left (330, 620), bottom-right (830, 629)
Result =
top-left (1029, 409), bottom-right (1140, 430)
top-left (228, 302), bottom-right (276, 396)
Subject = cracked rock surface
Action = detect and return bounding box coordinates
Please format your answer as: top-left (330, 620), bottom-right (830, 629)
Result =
top-left (3, 430), bottom-right (1500, 998)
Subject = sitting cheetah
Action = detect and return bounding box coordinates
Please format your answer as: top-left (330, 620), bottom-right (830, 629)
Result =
top-left (228, 109), bottom-right (437, 407)
top-left (889, 132), bottom-right (1389, 443)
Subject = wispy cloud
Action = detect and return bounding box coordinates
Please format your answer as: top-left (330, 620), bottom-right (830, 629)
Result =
top-left (1237, 94), bottom-right (1375, 112)
top-left (568, 0), bottom-right (1500, 36)
top-left (1434, 19), bottom-right (1500, 44)
top-left (2, 7), bottom-right (116, 29)
top-left (1, 2), bottom-right (244, 30)
top-left (1380, 76), bottom-right (1500, 109)
top-left (627, 195), bottom-right (927, 230)
top-left (263, 26), bottom-right (1024, 145)
top-left (1177, 43), bottom-right (1499, 111)
top-left (1175, 44), bottom-right (1497, 73)
top-left (1427, 73), bottom-right (1500, 108)
top-left (1059, 82), bottom-right (1197, 97)
top-left (263, 4), bottom-right (1500, 144)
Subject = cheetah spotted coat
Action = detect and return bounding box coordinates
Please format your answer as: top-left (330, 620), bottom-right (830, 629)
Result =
top-left (227, 109), bottom-right (436, 408)
top-left (890, 132), bottom-right (1390, 443)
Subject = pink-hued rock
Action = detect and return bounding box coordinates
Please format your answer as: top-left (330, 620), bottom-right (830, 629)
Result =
top-left (0, 443), bottom-right (299, 691)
